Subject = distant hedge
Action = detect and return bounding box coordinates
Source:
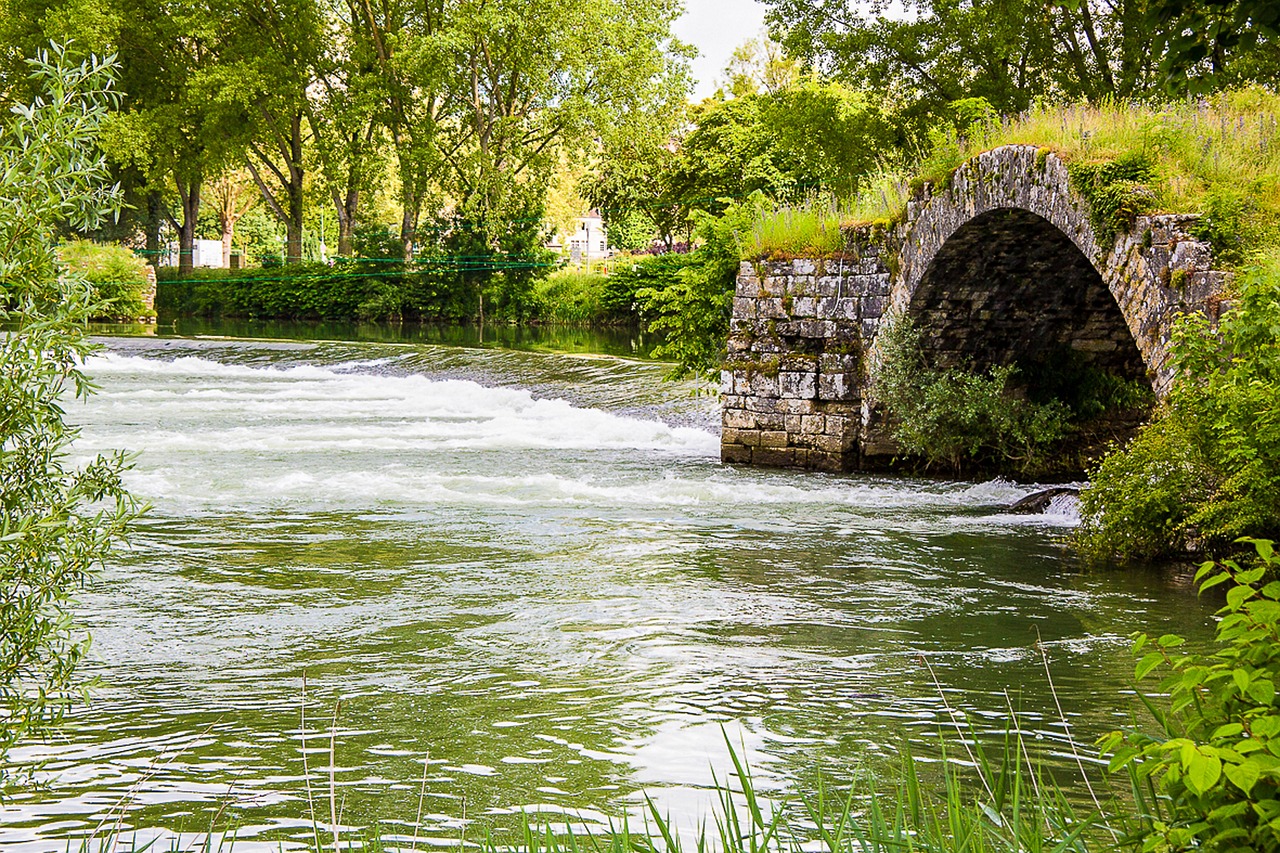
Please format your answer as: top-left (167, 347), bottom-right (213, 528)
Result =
top-left (157, 262), bottom-right (492, 322)
top-left (157, 260), bottom-right (647, 326)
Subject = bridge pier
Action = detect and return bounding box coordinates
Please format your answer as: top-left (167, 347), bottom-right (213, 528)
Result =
top-left (721, 256), bottom-right (889, 471)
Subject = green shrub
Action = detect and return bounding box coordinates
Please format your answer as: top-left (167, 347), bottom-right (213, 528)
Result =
top-left (1077, 416), bottom-right (1217, 562)
top-left (872, 318), bottom-right (1072, 474)
top-left (530, 269), bottom-right (614, 325)
top-left (1078, 259), bottom-right (1280, 562)
top-left (56, 239), bottom-right (152, 319)
top-left (603, 251), bottom-right (695, 320)
top-left (1021, 348), bottom-right (1155, 421)
top-left (157, 261), bottom-right (480, 322)
top-left (1101, 539), bottom-right (1280, 851)
top-left (1190, 185), bottom-right (1278, 268)
top-left (635, 196), bottom-right (768, 379)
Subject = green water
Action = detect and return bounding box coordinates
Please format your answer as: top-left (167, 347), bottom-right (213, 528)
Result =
top-left (1, 323), bottom-right (1216, 851)
top-left (92, 317), bottom-right (659, 360)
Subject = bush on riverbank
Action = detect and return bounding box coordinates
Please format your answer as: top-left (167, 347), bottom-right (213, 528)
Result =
top-left (872, 318), bottom-right (1073, 475)
top-left (616, 199), bottom-right (765, 378)
top-left (528, 268), bottom-right (637, 325)
top-left (155, 257), bottom-right (650, 328)
top-left (56, 239), bottom-right (153, 320)
top-left (871, 317), bottom-right (1155, 477)
top-left (1078, 259), bottom-right (1280, 562)
top-left (1101, 539), bottom-right (1280, 850)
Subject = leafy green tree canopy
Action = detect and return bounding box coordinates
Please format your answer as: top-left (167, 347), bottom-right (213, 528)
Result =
top-left (0, 44), bottom-right (142, 791)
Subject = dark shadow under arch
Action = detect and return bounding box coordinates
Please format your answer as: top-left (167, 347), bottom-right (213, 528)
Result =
top-left (909, 208), bottom-right (1147, 384)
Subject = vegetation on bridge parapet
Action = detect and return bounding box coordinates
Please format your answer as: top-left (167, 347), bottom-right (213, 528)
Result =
top-left (748, 90), bottom-right (1280, 269)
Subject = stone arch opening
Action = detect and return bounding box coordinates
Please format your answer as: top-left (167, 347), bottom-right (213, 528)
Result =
top-left (907, 207), bottom-right (1148, 395)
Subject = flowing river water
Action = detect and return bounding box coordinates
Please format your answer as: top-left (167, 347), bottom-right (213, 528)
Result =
top-left (2, 326), bottom-right (1218, 851)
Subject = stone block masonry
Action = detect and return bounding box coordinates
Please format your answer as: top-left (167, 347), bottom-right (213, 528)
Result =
top-left (722, 144), bottom-right (1231, 472)
top-left (721, 256), bottom-right (890, 471)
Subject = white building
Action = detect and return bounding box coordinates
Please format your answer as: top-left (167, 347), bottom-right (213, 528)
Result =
top-left (163, 239), bottom-right (224, 268)
top-left (548, 210), bottom-right (613, 262)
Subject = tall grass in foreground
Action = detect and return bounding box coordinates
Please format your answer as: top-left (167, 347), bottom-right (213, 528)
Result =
top-left (70, 708), bottom-right (1138, 853)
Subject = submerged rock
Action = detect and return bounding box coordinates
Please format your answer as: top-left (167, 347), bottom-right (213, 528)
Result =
top-left (1009, 486), bottom-right (1080, 514)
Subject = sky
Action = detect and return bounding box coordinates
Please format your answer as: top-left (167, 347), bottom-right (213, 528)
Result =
top-left (672, 0), bottom-right (769, 100)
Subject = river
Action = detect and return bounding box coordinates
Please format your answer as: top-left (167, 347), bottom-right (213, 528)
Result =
top-left (1, 325), bottom-right (1217, 851)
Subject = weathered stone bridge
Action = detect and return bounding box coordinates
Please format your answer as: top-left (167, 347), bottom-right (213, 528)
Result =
top-left (721, 144), bottom-right (1230, 471)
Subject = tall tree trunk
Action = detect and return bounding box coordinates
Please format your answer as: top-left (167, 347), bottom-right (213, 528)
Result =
top-left (399, 203), bottom-right (414, 262)
top-left (336, 185), bottom-right (358, 257)
top-left (286, 112), bottom-right (306, 263)
top-left (246, 110), bottom-right (308, 265)
top-left (221, 222), bottom-right (234, 267)
top-left (286, 187), bottom-right (304, 264)
top-left (174, 176), bottom-right (201, 274)
top-left (145, 191), bottom-right (163, 262)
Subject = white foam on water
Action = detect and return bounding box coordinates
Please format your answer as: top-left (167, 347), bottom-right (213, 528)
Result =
top-left (115, 465), bottom-right (1055, 515)
top-left (74, 353), bottom-right (1066, 522)
top-left (78, 353), bottom-right (718, 455)
top-left (962, 488), bottom-right (1084, 529)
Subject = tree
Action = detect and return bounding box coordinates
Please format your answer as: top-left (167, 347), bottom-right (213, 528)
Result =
top-left (211, 0), bottom-right (324, 264)
top-left (107, 0), bottom-right (242, 272)
top-left (721, 32), bottom-right (799, 97)
top-left (665, 79), bottom-right (899, 216)
top-left (762, 0), bottom-right (1185, 120)
top-left (580, 96), bottom-right (687, 251)
top-left (1149, 0), bottom-right (1280, 90)
top-left (207, 169), bottom-right (257, 267)
top-left (351, 0), bottom-right (451, 260)
top-left (438, 0), bottom-right (687, 248)
top-left (0, 45), bottom-right (141, 791)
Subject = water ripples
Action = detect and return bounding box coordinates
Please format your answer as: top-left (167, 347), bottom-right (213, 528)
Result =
top-left (0, 335), bottom-right (1216, 851)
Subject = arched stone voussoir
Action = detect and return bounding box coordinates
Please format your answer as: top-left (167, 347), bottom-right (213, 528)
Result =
top-left (887, 144), bottom-right (1226, 394)
top-left (892, 145), bottom-right (1102, 310)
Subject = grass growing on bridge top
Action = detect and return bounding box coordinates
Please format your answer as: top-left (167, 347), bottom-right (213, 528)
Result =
top-left (749, 88), bottom-right (1280, 266)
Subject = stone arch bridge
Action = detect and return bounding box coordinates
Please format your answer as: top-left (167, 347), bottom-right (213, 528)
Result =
top-left (721, 144), bottom-right (1230, 471)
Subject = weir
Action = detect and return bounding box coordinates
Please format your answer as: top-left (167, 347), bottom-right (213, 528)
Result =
top-left (720, 144), bottom-right (1231, 472)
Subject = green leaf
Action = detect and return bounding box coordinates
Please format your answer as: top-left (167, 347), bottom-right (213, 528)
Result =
top-left (1185, 750), bottom-right (1222, 795)
top-left (1212, 723), bottom-right (1245, 739)
top-left (1237, 567), bottom-right (1266, 585)
top-left (1136, 651), bottom-right (1165, 680)
top-left (1224, 759), bottom-right (1260, 794)
top-left (1234, 668), bottom-right (1252, 693)
top-left (1158, 634), bottom-right (1186, 648)
top-left (1249, 678), bottom-right (1276, 705)
top-left (1227, 584), bottom-right (1257, 610)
